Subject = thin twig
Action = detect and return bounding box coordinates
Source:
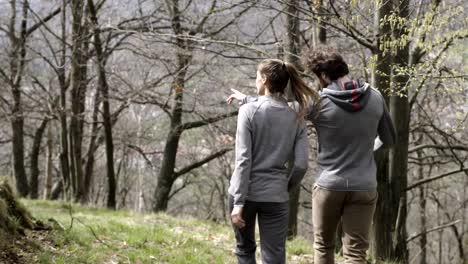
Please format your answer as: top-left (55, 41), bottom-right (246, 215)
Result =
top-left (407, 220), bottom-right (461, 243)
top-left (65, 203), bottom-right (109, 246)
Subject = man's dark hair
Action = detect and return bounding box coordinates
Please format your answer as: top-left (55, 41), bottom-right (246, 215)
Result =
top-left (302, 47), bottom-right (349, 80)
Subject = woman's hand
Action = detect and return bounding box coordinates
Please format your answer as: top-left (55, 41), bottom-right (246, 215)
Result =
top-left (226, 89), bottom-right (247, 105)
top-left (231, 206), bottom-right (245, 229)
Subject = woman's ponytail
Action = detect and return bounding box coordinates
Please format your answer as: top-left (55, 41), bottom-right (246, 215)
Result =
top-left (284, 62), bottom-right (320, 120)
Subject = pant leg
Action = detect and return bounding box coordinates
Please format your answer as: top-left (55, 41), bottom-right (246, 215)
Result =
top-left (257, 201), bottom-right (289, 264)
top-left (229, 196), bottom-right (258, 264)
top-left (341, 191), bottom-right (378, 264)
top-left (312, 185), bottom-right (347, 264)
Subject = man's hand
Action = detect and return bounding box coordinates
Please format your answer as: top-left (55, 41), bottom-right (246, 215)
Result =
top-left (231, 206), bottom-right (245, 229)
top-left (226, 88), bottom-right (247, 105)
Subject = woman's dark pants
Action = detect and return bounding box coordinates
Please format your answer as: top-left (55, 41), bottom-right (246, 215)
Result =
top-left (229, 196), bottom-right (289, 264)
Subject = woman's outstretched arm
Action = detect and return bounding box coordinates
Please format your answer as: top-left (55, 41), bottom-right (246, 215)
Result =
top-left (226, 89), bottom-right (257, 105)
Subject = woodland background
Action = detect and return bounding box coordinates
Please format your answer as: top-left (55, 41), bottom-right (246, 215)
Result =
top-left (0, 0), bottom-right (466, 263)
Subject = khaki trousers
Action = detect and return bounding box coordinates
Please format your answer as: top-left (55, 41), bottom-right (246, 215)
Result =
top-left (312, 185), bottom-right (378, 264)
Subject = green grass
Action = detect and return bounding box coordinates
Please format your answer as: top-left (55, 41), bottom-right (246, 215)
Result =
top-left (21, 200), bottom-right (404, 263)
top-left (287, 236), bottom-right (313, 255)
top-left (7, 199), bottom-right (407, 264)
top-left (24, 200), bottom-right (237, 264)
top-left (23, 200), bottom-right (315, 264)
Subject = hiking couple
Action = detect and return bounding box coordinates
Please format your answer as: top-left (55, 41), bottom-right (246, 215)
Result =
top-left (226, 47), bottom-right (396, 264)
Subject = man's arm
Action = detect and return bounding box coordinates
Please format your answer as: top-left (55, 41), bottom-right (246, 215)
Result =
top-left (288, 124), bottom-right (309, 191)
top-left (230, 105), bottom-right (253, 207)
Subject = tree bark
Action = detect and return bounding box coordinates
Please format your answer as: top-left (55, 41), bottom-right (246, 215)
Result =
top-left (153, 0), bottom-right (191, 212)
top-left (51, 180), bottom-right (63, 200)
top-left (29, 118), bottom-right (49, 199)
top-left (11, 99), bottom-right (28, 197)
top-left (44, 124), bottom-right (54, 199)
top-left (284, 0), bottom-right (302, 239)
top-left (154, 130), bottom-right (182, 211)
top-left (9, 0), bottom-right (30, 197)
top-left (58, 0), bottom-right (71, 199)
top-left (88, 0), bottom-right (117, 209)
top-left (317, 0), bottom-right (326, 44)
top-left (69, 0), bottom-right (88, 202)
top-left (389, 0), bottom-right (410, 261)
top-left (416, 136), bottom-right (427, 264)
top-left (371, 0), bottom-right (393, 260)
top-left (82, 85), bottom-right (101, 203)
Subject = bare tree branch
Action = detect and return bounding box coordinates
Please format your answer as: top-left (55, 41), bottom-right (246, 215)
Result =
top-left (409, 144), bottom-right (468, 153)
top-left (127, 144), bottom-right (157, 167)
top-left (406, 220), bottom-right (461, 243)
top-left (174, 148), bottom-right (232, 178)
top-left (26, 2), bottom-right (68, 36)
top-left (406, 168), bottom-right (468, 191)
top-left (181, 111), bottom-right (238, 131)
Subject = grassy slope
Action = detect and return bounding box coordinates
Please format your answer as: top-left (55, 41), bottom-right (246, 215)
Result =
top-left (23, 200), bottom-right (315, 264)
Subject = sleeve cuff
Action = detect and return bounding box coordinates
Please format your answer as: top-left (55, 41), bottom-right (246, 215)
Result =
top-left (241, 96), bottom-right (248, 105)
top-left (234, 204), bottom-right (244, 208)
top-left (373, 136), bottom-right (383, 151)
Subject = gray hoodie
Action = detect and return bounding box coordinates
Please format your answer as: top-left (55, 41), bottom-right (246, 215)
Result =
top-left (310, 79), bottom-right (395, 191)
top-left (242, 80), bottom-right (396, 191)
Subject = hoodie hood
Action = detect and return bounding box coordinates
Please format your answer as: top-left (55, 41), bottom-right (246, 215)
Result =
top-left (321, 79), bottom-right (371, 112)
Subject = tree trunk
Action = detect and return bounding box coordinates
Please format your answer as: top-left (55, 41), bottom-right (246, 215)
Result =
top-left (416, 137), bottom-right (427, 264)
top-left (284, 0), bottom-right (302, 239)
top-left (317, 0), bottom-right (326, 44)
top-left (82, 86), bottom-right (101, 203)
top-left (51, 180), bottom-right (63, 200)
top-left (371, 0), bottom-right (394, 261)
top-left (58, 0), bottom-right (71, 199)
top-left (99, 35), bottom-right (117, 211)
top-left (69, 0), bottom-right (88, 202)
top-left (11, 105), bottom-right (28, 197)
top-left (389, 0), bottom-right (410, 261)
top-left (59, 92), bottom-right (70, 198)
top-left (154, 129), bottom-right (183, 211)
top-left (152, 0), bottom-right (248, 212)
top-left (9, 0), bottom-right (30, 197)
top-left (44, 124), bottom-right (54, 199)
top-left (287, 186), bottom-right (300, 238)
top-left (87, 0), bottom-right (117, 209)
top-left (153, 0), bottom-right (191, 212)
top-left (29, 119), bottom-right (49, 199)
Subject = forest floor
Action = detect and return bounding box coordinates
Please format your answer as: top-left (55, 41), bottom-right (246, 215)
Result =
top-left (8, 200), bottom-right (320, 264)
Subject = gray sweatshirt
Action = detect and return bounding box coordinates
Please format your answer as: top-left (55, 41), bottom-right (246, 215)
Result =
top-left (310, 80), bottom-right (396, 191)
top-left (241, 80), bottom-right (396, 192)
top-left (228, 96), bottom-right (309, 207)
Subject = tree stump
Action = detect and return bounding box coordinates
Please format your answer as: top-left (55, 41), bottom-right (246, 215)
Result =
top-left (0, 180), bottom-right (36, 234)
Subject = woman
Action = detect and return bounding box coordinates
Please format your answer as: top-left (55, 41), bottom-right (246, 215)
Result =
top-left (227, 59), bottom-right (319, 264)
top-left (228, 48), bottom-right (396, 264)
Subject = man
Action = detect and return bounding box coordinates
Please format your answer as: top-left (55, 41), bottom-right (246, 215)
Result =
top-left (228, 47), bottom-right (396, 264)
